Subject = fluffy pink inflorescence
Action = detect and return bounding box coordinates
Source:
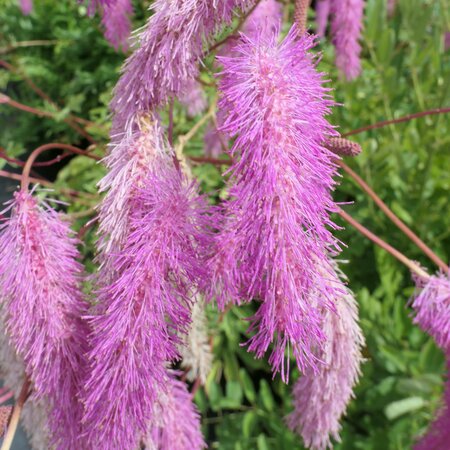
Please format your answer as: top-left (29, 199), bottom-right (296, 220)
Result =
top-left (286, 264), bottom-right (365, 450)
top-left (411, 273), bottom-right (450, 350)
top-left (97, 117), bottom-right (172, 270)
top-left (19, 0), bottom-right (33, 15)
top-left (145, 372), bottom-right (206, 449)
top-left (0, 191), bottom-right (88, 449)
top-left (110, 0), bottom-right (253, 133)
top-left (101, 0), bottom-right (133, 51)
top-left (82, 166), bottom-right (210, 449)
top-left (414, 359), bottom-right (450, 450)
top-left (208, 28), bottom-right (342, 381)
top-left (330, 0), bottom-right (364, 80)
top-left (316, 0), bottom-right (331, 38)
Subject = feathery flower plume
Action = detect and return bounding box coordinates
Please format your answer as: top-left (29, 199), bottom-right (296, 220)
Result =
top-left (145, 372), bottom-right (206, 449)
top-left (208, 28), bottom-right (341, 380)
top-left (97, 116), bottom-right (172, 268)
top-left (180, 297), bottom-right (213, 384)
top-left (179, 80), bottom-right (208, 118)
top-left (411, 272), bottom-right (450, 350)
top-left (110, 0), bottom-right (253, 132)
top-left (0, 191), bottom-right (88, 449)
top-left (414, 359), bottom-right (450, 450)
top-left (83, 167), bottom-right (210, 449)
top-left (19, 0), bottom-right (33, 15)
top-left (330, 0), bottom-right (364, 80)
top-left (101, 0), bottom-right (133, 51)
top-left (243, 0), bottom-right (283, 37)
top-left (0, 317), bottom-right (50, 450)
top-left (316, 0), bottom-right (331, 37)
top-left (286, 263), bottom-right (365, 450)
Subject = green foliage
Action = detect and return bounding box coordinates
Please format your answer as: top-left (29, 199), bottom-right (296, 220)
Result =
top-left (1, 0), bottom-right (449, 449)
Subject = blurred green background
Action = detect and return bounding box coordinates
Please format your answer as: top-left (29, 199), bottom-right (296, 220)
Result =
top-left (0, 0), bottom-right (449, 449)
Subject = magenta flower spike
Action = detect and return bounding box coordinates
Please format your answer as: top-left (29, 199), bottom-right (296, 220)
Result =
top-left (330, 0), bottom-right (364, 80)
top-left (145, 372), bottom-right (206, 450)
top-left (97, 116), bottom-right (172, 270)
top-left (101, 0), bottom-right (133, 51)
top-left (411, 272), bottom-right (450, 350)
top-left (316, 0), bottom-right (331, 38)
top-left (110, 0), bottom-right (253, 132)
top-left (208, 28), bottom-right (342, 381)
top-left (19, 0), bottom-right (33, 15)
top-left (83, 166), bottom-right (211, 449)
top-left (0, 191), bottom-right (89, 449)
top-left (286, 264), bottom-right (365, 450)
top-left (242, 0), bottom-right (283, 37)
top-left (414, 360), bottom-right (450, 450)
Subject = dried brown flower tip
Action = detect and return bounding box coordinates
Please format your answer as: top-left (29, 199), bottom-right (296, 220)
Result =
top-left (326, 137), bottom-right (362, 157)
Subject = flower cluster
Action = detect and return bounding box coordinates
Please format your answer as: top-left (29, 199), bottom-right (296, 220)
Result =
top-left (208, 28), bottom-right (341, 381)
top-left (110, 0), bottom-right (253, 133)
top-left (0, 191), bottom-right (88, 449)
top-left (287, 262), bottom-right (365, 450)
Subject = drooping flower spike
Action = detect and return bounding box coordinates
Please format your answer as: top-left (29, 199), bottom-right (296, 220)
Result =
top-left (330, 0), bottom-right (364, 80)
top-left (208, 27), bottom-right (342, 381)
top-left (0, 190), bottom-right (89, 449)
top-left (315, 0), bottom-right (331, 38)
top-left (145, 372), bottom-right (206, 450)
top-left (287, 262), bottom-right (365, 450)
top-left (19, 0), bottom-right (33, 15)
top-left (180, 297), bottom-right (213, 384)
top-left (414, 358), bottom-right (450, 450)
top-left (97, 115), bottom-right (172, 270)
top-left (110, 0), bottom-right (253, 133)
top-left (83, 163), bottom-right (211, 449)
top-left (411, 272), bottom-right (450, 351)
top-left (82, 0), bottom-right (133, 50)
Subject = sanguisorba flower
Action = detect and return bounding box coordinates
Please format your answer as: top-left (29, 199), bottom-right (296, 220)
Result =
top-left (83, 167), bottom-right (210, 449)
top-left (82, 0), bottom-right (133, 50)
top-left (414, 357), bottom-right (450, 450)
top-left (315, 0), bottom-right (331, 37)
top-left (0, 191), bottom-right (88, 449)
top-left (97, 115), bottom-right (172, 270)
top-left (19, 0), bottom-right (32, 15)
top-left (145, 372), bottom-right (206, 449)
top-left (101, 0), bottom-right (133, 51)
top-left (330, 0), bottom-right (364, 80)
top-left (411, 272), bottom-right (450, 351)
top-left (286, 263), bottom-right (365, 450)
top-left (208, 28), bottom-right (341, 381)
top-left (110, 0), bottom-right (253, 132)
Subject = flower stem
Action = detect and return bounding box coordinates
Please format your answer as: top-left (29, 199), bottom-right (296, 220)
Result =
top-left (0, 378), bottom-right (30, 450)
top-left (338, 208), bottom-right (429, 279)
top-left (343, 107), bottom-right (450, 137)
top-left (339, 161), bottom-right (448, 272)
top-left (21, 143), bottom-right (100, 191)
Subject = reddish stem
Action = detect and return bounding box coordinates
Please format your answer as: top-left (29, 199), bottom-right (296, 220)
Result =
top-left (338, 208), bottom-right (429, 279)
top-left (339, 161), bottom-right (448, 272)
top-left (21, 143), bottom-right (99, 191)
top-left (0, 148), bottom-right (71, 168)
top-left (0, 377), bottom-right (30, 450)
top-left (343, 107), bottom-right (450, 137)
top-left (1, 95), bottom-right (96, 144)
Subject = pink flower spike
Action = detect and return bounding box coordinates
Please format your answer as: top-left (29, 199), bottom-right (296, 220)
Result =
top-left (287, 262), bottom-right (365, 450)
top-left (208, 28), bottom-right (342, 381)
top-left (0, 191), bottom-right (89, 449)
top-left (316, 0), bottom-right (331, 38)
top-left (19, 0), bottom-right (32, 15)
top-left (411, 272), bottom-right (450, 350)
top-left (145, 372), bottom-right (206, 449)
top-left (330, 0), bottom-right (364, 80)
